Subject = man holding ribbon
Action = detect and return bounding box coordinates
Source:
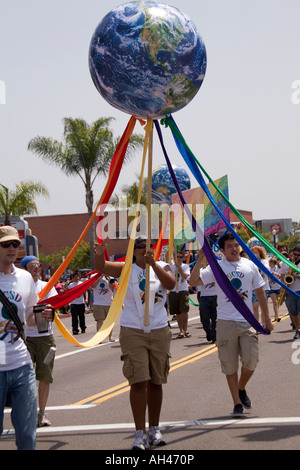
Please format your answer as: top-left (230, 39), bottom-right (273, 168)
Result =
top-left (189, 233), bottom-right (273, 418)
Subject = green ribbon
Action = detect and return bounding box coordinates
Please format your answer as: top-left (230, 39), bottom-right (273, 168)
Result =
top-left (162, 116), bottom-right (300, 275)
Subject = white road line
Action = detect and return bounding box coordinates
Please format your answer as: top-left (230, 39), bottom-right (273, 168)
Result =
top-left (3, 416), bottom-right (300, 436)
top-left (54, 315), bottom-right (200, 361)
top-left (4, 404), bottom-right (96, 414)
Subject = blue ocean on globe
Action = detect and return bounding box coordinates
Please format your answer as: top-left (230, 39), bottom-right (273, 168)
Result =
top-left (89, 1), bottom-right (207, 118)
top-left (151, 164), bottom-right (191, 204)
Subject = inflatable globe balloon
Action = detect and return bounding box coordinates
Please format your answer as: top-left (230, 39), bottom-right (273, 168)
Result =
top-left (89, 1), bottom-right (207, 119)
top-left (247, 237), bottom-right (264, 248)
top-left (151, 164), bottom-right (191, 204)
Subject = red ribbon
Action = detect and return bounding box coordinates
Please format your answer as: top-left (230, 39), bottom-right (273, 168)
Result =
top-left (38, 273), bottom-right (101, 310)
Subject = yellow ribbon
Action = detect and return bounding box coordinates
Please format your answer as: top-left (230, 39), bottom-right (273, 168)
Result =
top-left (38, 116), bottom-right (138, 302)
top-left (53, 118), bottom-right (152, 347)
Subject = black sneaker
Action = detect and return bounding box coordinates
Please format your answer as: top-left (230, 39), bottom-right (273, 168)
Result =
top-left (239, 389), bottom-right (252, 409)
top-left (232, 404), bottom-right (244, 418)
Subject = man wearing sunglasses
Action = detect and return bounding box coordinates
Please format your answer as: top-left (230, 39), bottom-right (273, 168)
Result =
top-left (280, 246), bottom-right (300, 339)
top-left (0, 226), bottom-right (39, 449)
top-left (21, 255), bottom-right (57, 427)
top-left (168, 252), bottom-right (191, 338)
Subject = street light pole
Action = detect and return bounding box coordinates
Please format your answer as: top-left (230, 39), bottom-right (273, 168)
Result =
top-left (272, 229), bottom-right (277, 249)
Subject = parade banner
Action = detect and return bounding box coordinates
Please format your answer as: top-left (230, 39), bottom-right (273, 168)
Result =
top-left (172, 175), bottom-right (230, 243)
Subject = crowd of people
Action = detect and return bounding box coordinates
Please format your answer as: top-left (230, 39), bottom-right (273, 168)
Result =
top-left (0, 223), bottom-right (299, 450)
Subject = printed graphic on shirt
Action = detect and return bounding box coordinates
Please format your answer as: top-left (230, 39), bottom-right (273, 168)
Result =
top-left (204, 282), bottom-right (215, 290)
top-left (0, 292), bottom-right (23, 342)
top-left (227, 271), bottom-right (249, 302)
top-left (138, 272), bottom-right (164, 304)
top-left (97, 281), bottom-right (110, 295)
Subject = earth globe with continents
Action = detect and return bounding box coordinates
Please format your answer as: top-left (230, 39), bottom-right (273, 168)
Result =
top-left (89, 1), bottom-right (207, 118)
top-left (151, 164), bottom-right (191, 205)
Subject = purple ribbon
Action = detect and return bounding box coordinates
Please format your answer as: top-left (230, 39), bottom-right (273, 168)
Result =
top-left (154, 120), bottom-right (268, 335)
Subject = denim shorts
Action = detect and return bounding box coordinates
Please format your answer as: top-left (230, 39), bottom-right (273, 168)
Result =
top-left (269, 289), bottom-right (280, 295)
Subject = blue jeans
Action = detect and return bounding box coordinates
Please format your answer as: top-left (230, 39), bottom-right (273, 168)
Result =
top-left (0, 364), bottom-right (37, 450)
top-left (285, 290), bottom-right (300, 317)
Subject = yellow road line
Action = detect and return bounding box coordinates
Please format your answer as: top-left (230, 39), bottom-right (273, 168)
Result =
top-left (70, 344), bottom-right (217, 406)
top-left (69, 313), bottom-right (289, 406)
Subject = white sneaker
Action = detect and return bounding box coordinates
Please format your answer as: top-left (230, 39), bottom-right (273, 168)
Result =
top-left (131, 430), bottom-right (150, 450)
top-left (37, 411), bottom-right (51, 427)
top-left (147, 426), bottom-right (167, 446)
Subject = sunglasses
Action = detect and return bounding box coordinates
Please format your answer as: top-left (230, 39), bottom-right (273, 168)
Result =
top-left (0, 240), bottom-right (21, 249)
top-left (177, 255), bottom-right (184, 258)
top-left (29, 262), bottom-right (41, 267)
top-left (135, 243), bottom-right (152, 249)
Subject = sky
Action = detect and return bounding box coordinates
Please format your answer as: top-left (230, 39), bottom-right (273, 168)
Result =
top-left (1, 0), bottom-right (299, 225)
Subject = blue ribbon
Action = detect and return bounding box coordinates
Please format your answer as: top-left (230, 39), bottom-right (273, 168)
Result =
top-left (164, 115), bottom-right (300, 302)
top-left (154, 120), bottom-right (269, 335)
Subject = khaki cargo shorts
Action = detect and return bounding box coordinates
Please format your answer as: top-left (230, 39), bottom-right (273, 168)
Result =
top-left (26, 334), bottom-right (56, 383)
top-left (93, 305), bottom-right (110, 321)
top-left (119, 326), bottom-right (172, 385)
top-left (216, 319), bottom-right (259, 375)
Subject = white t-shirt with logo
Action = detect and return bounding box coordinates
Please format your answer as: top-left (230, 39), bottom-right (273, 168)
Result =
top-left (120, 262), bottom-right (169, 332)
top-left (93, 276), bottom-right (115, 306)
top-left (0, 266), bottom-right (38, 371)
top-left (170, 262), bottom-right (190, 292)
top-left (197, 269), bottom-right (217, 297)
top-left (200, 257), bottom-right (264, 322)
top-left (25, 279), bottom-right (57, 337)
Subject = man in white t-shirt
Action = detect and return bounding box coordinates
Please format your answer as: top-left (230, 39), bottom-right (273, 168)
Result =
top-left (0, 226), bottom-right (53, 449)
top-left (168, 252), bottom-right (191, 338)
top-left (21, 255), bottom-right (57, 427)
top-left (196, 269), bottom-right (217, 343)
top-left (68, 272), bottom-right (87, 335)
top-left (190, 233), bottom-right (273, 418)
top-left (91, 275), bottom-right (116, 341)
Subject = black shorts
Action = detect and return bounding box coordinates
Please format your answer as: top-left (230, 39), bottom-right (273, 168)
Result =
top-left (168, 291), bottom-right (190, 315)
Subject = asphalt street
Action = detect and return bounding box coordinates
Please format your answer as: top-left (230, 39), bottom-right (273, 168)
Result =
top-left (1, 296), bottom-right (300, 454)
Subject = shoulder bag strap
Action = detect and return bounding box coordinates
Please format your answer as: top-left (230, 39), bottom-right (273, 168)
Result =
top-left (0, 289), bottom-right (25, 340)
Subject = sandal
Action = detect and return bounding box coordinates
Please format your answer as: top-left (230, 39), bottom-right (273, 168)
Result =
top-left (184, 332), bottom-right (191, 337)
top-left (176, 334), bottom-right (184, 339)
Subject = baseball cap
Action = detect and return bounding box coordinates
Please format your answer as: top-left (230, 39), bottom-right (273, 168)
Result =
top-left (0, 226), bottom-right (20, 243)
top-left (21, 256), bottom-right (38, 268)
top-left (134, 236), bottom-right (147, 248)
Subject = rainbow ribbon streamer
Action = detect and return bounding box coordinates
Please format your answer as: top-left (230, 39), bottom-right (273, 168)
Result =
top-left (37, 117), bottom-right (150, 347)
top-left (161, 115), bottom-right (300, 301)
top-left (154, 119), bottom-right (268, 335)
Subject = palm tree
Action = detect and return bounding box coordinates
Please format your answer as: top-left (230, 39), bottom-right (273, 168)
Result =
top-left (28, 117), bottom-right (144, 265)
top-left (0, 181), bottom-right (49, 225)
top-left (109, 175), bottom-right (148, 208)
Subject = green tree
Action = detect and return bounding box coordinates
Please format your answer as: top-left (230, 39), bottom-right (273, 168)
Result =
top-left (28, 117), bottom-right (144, 265)
top-left (39, 242), bottom-right (91, 272)
top-left (0, 181), bottom-right (49, 225)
